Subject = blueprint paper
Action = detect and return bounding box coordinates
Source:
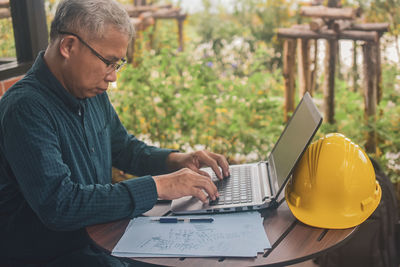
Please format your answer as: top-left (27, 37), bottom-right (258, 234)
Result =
top-left (111, 212), bottom-right (270, 257)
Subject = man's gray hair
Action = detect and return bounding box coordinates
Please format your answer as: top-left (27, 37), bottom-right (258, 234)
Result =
top-left (50, 0), bottom-right (134, 41)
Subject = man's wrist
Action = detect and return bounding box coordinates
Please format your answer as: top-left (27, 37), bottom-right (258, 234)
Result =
top-left (165, 152), bottom-right (183, 172)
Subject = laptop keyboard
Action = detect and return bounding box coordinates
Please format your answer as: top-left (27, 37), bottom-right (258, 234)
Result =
top-left (209, 165), bottom-right (253, 206)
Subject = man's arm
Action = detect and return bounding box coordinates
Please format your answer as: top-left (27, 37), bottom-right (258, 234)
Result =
top-left (1, 98), bottom-right (154, 231)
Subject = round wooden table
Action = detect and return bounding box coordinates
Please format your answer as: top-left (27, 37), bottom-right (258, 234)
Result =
top-left (87, 200), bottom-right (357, 266)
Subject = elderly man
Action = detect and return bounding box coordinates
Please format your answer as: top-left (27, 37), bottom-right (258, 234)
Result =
top-left (0, 0), bottom-right (229, 265)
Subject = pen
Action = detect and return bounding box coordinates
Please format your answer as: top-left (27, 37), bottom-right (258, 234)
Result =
top-left (152, 217), bottom-right (214, 223)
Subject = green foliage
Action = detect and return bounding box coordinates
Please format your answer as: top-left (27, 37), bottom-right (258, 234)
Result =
top-left (190, 0), bottom-right (296, 69)
top-left (112, 45), bottom-right (285, 163)
top-left (0, 18), bottom-right (15, 58)
top-left (232, 0), bottom-right (295, 43)
top-left (376, 64), bottom-right (400, 182)
top-left (316, 78), bottom-right (366, 143)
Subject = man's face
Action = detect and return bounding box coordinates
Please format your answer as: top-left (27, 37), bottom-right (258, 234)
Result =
top-left (65, 26), bottom-right (129, 99)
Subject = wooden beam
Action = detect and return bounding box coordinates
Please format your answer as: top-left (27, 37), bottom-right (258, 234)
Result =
top-left (153, 8), bottom-right (184, 19)
top-left (283, 39), bottom-right (297, 122)
top-left (130, 17), bottom-right (142, 29)
top-left (332, 20), bottom-right (352, 33)
top-left (309, 18), bottom-right (325, 32)
top-left (138, 11), bottom-right (154, 30)
top-left (125, 4), bottom-right (173, 17)
top-left (0, 0), bottom-right (9, 8)
top-left (0, 7), bottom-right (9, 18)
top-left (339, 30), bottom-right (378, 42)
top-left (363, 41), bottom-right (378, 154)
top-left (300, 6), bottom-right (356, 20)
top-left (277, 27), bottom-right (379, 42)
top-left (351, 23), bottom-right (389, 32)
top-left (323, 39), bottom-right (337, 124)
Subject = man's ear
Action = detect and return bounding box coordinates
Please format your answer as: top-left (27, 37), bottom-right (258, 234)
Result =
top-left (59, 36), bottom-right (76, 59)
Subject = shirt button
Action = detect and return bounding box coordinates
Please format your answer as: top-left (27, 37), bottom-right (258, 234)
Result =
top-left (91, 147), bottom-right (95, 152)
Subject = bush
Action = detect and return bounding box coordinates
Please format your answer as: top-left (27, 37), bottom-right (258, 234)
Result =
top-left (112, 43), bottom-right (285, 163)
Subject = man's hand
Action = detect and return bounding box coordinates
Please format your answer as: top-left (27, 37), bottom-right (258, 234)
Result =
top-left (166, 150), bottom-right (230, 179)
top-left (154, 168), bottom-right (219, 203)
top-left (153, 151), bottom-right (230, 203)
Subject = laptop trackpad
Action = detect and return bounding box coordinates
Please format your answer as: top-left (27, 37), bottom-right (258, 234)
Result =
top-left (171, 196), bottom-right (210, 214)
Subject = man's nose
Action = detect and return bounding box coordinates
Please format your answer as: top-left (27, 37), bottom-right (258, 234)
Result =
top-left (105, 69), bottom-right (117, 83)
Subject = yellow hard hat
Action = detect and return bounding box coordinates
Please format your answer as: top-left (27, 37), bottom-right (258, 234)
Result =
top-left (285, 133), bottom-right (381, 229)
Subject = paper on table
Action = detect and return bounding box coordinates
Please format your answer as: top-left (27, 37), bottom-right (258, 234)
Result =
top-left (112, 212), bottom-right (270, 258)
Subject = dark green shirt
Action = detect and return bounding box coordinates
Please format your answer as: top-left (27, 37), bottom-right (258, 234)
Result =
top-left (0, 52), bottom-right (173, 262)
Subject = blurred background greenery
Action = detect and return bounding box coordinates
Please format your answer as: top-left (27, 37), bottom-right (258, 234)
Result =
top-left (113, 0), bottom-right (400, 184)
top-left (0, 0), bottom-right (398, 184)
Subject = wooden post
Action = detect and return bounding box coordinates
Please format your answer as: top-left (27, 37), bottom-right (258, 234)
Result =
top-left (297, 38), bottom-right (311, 97)
top-left (376, 36), bottom-right (382, 104)
top-left (283, 39), bottom-right (297, 122)
top-left (149, 19), bottom-right (157, 50)
top-left (127, 37), bottom-right (136, 63)
top-left (177, 16), bottom-right (184, 51)
top-left (127, 18), bottom-right (142, 63)
top-left (310, 39), bottom-right (318, 94)
top-left (323, 39), bottom-right (337, 124)
top-left (363, 41), bottom-right (377, 154)
top-left (352, 40), bottom-right (359, 92)
top-left (336, 38), bottom-right (343, 80)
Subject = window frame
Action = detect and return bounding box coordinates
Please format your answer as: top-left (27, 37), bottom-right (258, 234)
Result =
top-left (0, 0), bottom-right (48, 80)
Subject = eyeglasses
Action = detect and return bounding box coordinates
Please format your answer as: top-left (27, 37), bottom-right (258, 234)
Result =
top-left (58, 31), bottom-right (126, 72)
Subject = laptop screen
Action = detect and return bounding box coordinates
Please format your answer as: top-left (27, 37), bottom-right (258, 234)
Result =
top-left (268, 93), bottom-right (322, 193)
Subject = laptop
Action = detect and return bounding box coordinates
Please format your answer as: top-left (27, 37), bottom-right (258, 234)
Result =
top-left (171, 92), bottom-right (322, 214)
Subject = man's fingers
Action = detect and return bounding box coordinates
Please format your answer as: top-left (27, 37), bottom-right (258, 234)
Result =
top-left (154, 166), bottom-right (221, 202)
top-left (194, 150), bottom-right (230, 179)
top-left (213, 153), bottom-right (230, 178)
top-left (198, 169), bottom-right (211, 178)
top-left (194, 174), bottom-right (218, 200)
top-left (195, 151), bottom-right (223, 179)
top-left (192, 188), bottom-right (209, 203)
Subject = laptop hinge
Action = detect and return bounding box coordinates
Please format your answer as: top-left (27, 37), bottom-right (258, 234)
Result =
top-left (262, 161), bottom-right (273, 202)
top-left (258, 162), bottom-right (267, 202)
top-left (269, 199), bottom-right (279, 209)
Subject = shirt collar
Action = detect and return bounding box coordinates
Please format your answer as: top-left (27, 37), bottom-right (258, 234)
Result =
top-left (30, 51), bottom-right (83, 113)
